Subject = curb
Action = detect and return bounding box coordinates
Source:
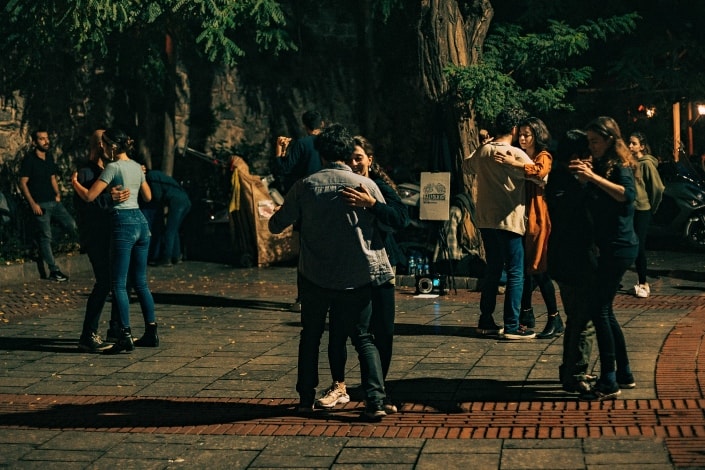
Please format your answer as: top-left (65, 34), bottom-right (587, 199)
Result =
top-left (0, 253), bottom-right (92, 285)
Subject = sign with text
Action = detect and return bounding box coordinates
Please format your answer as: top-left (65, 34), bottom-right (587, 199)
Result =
top-left (419, 172), bottom-right (451, 221)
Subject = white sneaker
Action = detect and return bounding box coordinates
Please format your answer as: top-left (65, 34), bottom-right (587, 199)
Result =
top-left (315, 381), bottom-right (350, 409)
top-left (634, 284), bottom-right (649, 298)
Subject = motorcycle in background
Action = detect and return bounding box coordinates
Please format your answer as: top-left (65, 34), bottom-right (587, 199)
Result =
top-left (649, 156), bottom-right (705, 251)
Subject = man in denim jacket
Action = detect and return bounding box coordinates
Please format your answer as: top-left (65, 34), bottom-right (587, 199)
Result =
top-left (269, 123), bottom-right (393, 420)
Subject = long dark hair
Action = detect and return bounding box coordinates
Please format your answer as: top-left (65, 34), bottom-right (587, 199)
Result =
top-left (585, 116), bottom-right (637, 178)
top-left (519, 116), bottom-right (551, 154)
top-left (353, 135), bottom-right (398, 192)
top-left (630, 131), bottom-right (652, 155)
top-left (102, 128), bottom-right (135, 155)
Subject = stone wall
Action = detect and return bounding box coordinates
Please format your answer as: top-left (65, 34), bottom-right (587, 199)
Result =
top-left (0, 93), bottom-right (28, 164)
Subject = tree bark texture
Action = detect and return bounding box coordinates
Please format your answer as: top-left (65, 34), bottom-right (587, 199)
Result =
top-left (417, 0), bottom-right (493, 193)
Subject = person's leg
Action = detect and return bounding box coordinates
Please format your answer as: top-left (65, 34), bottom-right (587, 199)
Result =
top-left (520, 274), bottom-right (534, 311)
top-left (559, 282), bottom-right (594, 390)
top-left (501, 231), bottom-right (525, 334)
top-left (584, 254), bottom-right (632, 397)
top-left (132, 217), bottom-right (159, 348)
top-left (78, 236), bottom-right (112, 351)
top-left (478, 229), bottom-right (501, 324)
top-left (35, 202), bottom-right (58, 272)
top-left (633, 210), bottom-right (651, 287)
top-left (296, 275), bottom-right (330, 408)
top-left (327, 306), bottom-right (348, 383)
top-left (168, 199), bottom-right (191, 262)
top-left (536, 272), bottom-right (563, 338)
top-left (535, 272), bottom-right (558, 314)
top-left (334, 284), bottom-right (386, 413)
top-left (82, 237), bottom-right (112, 335)
top-left (370, 281), bottom-right (395, 380)
top-left (51, 202), bottom-right (78, 238)
top-left (609, 256), bottom-right (635, 385)
top-left (131, 218), bottom-right (156, 324)
top-left (105, 212), bottom-right (136, 353)
top-left (519, 274), bottom-right (536, 328)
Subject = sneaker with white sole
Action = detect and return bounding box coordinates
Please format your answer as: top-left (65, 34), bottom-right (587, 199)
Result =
top-left (633, 284), bottom-right (649, 298)
top-left (362, 405), bottom-right (387, 421)
top-left (383, 398), bottom-right (398, 414)
top-left (315, 381), bottom-right (350, 409)
top-left (501, 325), bottom-right (536, 340)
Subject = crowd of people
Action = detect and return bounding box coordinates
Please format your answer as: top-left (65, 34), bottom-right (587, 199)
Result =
top-left (17, 107), bottom-right (659, 416)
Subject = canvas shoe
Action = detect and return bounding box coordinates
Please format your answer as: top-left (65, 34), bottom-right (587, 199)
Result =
top-left (579, 381), bottom-right (622, 401)
top-left (315, 381), bottom-right (350, 409)
top-left (502, 325), bottom-right (536, 340)
top-left (362, 404), bottom-right (387, 421)
top-left (48, 270), bottom-right (68, 282)
top-left (78, 333), bottom-right (112, 353)
top-left (633, 284), bottom-right (649, 298)
top-left (476, 316), bottom-right (503, 336)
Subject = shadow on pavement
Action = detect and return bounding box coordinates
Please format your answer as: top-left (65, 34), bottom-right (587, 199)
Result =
top-left (0, 377), bottom-right (576, 430)
top-left (151, 292), bottom-right (293, 311)
top-left (0, 337), bottom-right (78, 353)
top-left (649, 268), bottom-right (705, 283)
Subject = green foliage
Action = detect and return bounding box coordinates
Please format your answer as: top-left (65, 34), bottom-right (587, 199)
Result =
top-left (447, 12), bottom-right (640, 124)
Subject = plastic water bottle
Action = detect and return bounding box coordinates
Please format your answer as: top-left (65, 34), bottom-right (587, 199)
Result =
top-left (408, 255), bottom-right (416, 276)
top-left (422, 256), bottom-right (429, 276)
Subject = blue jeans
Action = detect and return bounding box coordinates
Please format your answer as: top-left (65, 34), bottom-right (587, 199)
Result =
top-left (479, 229), bottom-right (524, 332)
top-left (591, 254), bottom-right (634, 381)
top-left (297, 275), bottom-right (385, 408)
top-left (163, 198), bottom-right (191, 262)
top-left (110, 209), bottom-right (155, 329)
top-left (34, 201), bottom-right (77, 272)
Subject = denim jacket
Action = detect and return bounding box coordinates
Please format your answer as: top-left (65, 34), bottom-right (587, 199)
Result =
top-left (269, 162), bottom-right (394, 290)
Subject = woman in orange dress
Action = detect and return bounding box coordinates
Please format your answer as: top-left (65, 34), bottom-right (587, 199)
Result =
top-left (498, 117), bottom-right (562, 338)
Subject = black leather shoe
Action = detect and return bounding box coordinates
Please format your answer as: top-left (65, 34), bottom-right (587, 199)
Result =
top-left (537, 314), bottom-right (564, 339)
top-left (104, 328), bottom-right (135, 354)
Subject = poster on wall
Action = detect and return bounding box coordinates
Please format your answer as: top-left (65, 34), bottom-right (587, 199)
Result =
top-left (419, 172), bottom-right (451, 221)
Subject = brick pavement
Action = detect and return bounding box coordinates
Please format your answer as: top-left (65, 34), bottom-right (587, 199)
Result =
top-left (0, 250), bottom-right (704, 469)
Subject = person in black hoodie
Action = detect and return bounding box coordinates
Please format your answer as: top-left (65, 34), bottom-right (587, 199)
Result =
top-left (545, 130), bottom-right (597, 393)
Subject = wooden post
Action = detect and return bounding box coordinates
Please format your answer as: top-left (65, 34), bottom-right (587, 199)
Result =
top-left (687, 101), bottom-right (695, 158)
top-left (673, 101), bottom-right (680, 162)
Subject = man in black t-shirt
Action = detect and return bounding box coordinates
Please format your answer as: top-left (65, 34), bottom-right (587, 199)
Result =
top-left (19, 129), bottom-right (77, 281)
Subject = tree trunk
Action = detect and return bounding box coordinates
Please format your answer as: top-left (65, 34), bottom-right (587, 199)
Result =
top-left (136, 91), bottom-right (153, 169)
top-left (417, 0), bottom-right (493, 194)
top-left (162, 32), bottom-right (177, 176)
top-left (356, 0), bottom-right (376, 136)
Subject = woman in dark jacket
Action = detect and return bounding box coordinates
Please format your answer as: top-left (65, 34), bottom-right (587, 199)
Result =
top-left (315, 135), bottom-right (410, 414)
top-left (569, 116), bottom-right (639, 401)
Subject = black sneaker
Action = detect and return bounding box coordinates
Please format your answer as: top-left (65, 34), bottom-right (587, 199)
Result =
top-left (78, 333), bottom-right (112, 353)
top-left (562, 380), bottom-right (591, 394)
top-left (48, 270), bottom-right (68, 282)
top-left (297, 403), bottom-right (315, 414)
top-left (579, 381), bottom-right (621, 401)
top-left (477, 317), bottom-right (503, 336)
top-left (362, 404), bottom-right (387, 421)
top-left (501, 325), bottom-right (536, 340)
top-left (617, 374), bottom-right (636, 389)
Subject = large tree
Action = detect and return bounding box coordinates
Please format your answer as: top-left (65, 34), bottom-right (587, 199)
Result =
top-left (0, 0), bottom-right (295, 174)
